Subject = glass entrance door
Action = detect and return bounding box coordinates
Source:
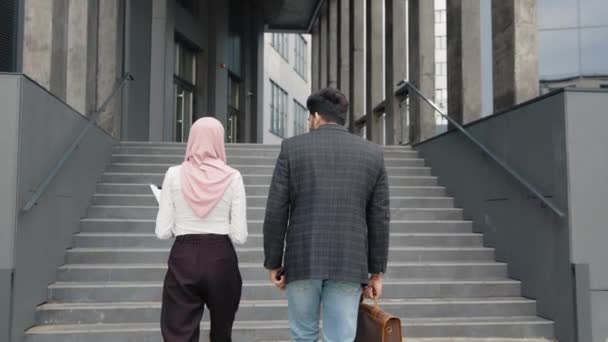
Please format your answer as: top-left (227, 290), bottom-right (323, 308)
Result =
top-left (174, 83), bottom-right (193, 143)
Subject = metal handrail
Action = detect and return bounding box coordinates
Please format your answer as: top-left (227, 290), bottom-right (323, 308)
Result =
top-left (21, 73), bottom-right (134, 212)
top-left (398, 79), bottom-right (566, 218)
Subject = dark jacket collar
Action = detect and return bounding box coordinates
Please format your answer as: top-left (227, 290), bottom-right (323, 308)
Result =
top-left (315, 123), bottom-right (348, 132)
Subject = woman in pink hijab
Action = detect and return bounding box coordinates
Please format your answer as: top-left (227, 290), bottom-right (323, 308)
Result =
top-left (155, 117), bottom-right (248, 342)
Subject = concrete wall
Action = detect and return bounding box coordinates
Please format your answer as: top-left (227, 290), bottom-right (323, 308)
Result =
top-left (416, 91), bottom-right (575, 341)
top-left (565, 90), bottom-right (608, 342)
top-left (0, 75), bottom-right (21, 342)
top-left (0, 74), bottom-right (114, 341)
top-left (263, 33), bottom-right (312, 144)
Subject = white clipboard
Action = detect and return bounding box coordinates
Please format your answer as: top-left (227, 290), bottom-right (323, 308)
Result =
top-left (149, 184), bottom-right (161, 204)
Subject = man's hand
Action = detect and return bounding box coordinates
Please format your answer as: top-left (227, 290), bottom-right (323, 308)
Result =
top-left (269, 268), bottom-right (286, 290)
top-left (364, 274), bottom-right (384, 299)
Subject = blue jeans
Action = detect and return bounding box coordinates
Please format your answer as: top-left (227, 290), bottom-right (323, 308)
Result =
top-left (286, 279), bottom-right (362, 342)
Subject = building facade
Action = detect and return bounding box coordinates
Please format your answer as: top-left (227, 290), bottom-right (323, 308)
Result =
top-left (538, 0), bottom-right (608, 93)
top-left (263, 33), bottom-right (312, 144)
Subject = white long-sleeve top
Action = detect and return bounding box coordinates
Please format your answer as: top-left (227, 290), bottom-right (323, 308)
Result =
top-left (154, 165), bottom-right (248, 245)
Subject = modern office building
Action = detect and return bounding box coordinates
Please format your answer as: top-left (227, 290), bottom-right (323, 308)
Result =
top-left (1, 1), bottom-right (607, 341)
top-left (263, 33), bottom-right (312, 144)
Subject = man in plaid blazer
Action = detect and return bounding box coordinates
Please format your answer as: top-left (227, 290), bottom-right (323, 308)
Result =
top-left (263, 88), bottom-right (390, 342)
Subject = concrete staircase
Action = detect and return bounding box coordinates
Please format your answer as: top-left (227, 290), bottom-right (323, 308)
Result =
top-left (24, 142), bottom-right (555, 341)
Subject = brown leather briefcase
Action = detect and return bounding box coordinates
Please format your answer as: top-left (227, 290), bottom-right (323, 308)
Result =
top-left (354, 298), bottom-right (402, 342)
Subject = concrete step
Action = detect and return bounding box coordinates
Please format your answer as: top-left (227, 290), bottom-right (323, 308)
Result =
top-left (113, 146), bottom-right (420, 159)
top-left (84, 205), bottom-right (461, 221)
top-left (96, 183), bottom-right (273, 196)
top-left (72, 233), bottom-right (483, 249)
top-left (79, 219), bottom-right (475, 234)
top-left (91, 194), bottom-right (455, 209)
top-left (47, 279), bottom-right (521, 302)
top-left (94, 183), bottom-right (448, 198)
top-left (24, 317), bottom-right (555, 341)
top-left (107, 163), bottom-right (432, 177)
top-left (111, 154), bottom-right (427, 167)
top-left (36, 298), bottom-right (536, 325)
top-left (56, 262), bottom-right (507, 282)
top-left (64, 247), bottom-right (494, 264)
top-left (99, 172), bottom-right (438, 187)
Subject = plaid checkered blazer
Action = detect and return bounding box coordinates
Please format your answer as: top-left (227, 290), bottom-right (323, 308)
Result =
top-left (263, 124), bottom-right (390, 284)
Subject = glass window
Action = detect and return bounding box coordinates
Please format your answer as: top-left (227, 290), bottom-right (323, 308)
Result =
top-left (271, 33), bottom-right (290, 61)
top-left (537, 0), bottom-right (579, 29)
top-left (435, 62), bottom-right (447, 76)
top-left (294, 100), bottom-right (308, 135)
top-left (434, 10), bottom-right (446, 24)
top-left (580, 0), bottom-right (608, 26)
top-left (539, 29), bottom-right (581, 80)
top-left (270, 80), bottom-right (288, 137)
top-left (294, 35), bottom-right (308, 79)
top-left (581, 27), bottom-right (608, 75)
top-left (175, 41), bottom-right (197, 85)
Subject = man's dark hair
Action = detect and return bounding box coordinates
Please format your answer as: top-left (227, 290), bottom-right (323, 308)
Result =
top-left (306, 88), bottom-right (349, 126)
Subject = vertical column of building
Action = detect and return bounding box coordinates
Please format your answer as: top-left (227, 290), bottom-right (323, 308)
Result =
top-left (350, 0), bottom-right (365, 133)
top-left (148, 0), bottom-right (168, 141)
top-left (311, 20), bottom-right (320, 93)
top-left (447, 0), bottom-right (482, 125)
top-left (338, 0), bottom-right (351, 126)
top-left (49, 0), bottom-right (68, 100)
top-left (22, 0), bottom-right (54, 90)
top-left (365, 0), bottom-right (383, 143)
top-left (97, 0), bottom-right (124, 137)
top-left (328, 0), bottom-right (339, 88)
top-left (319, 7), bottom-right (328, 88)
top-left (385, 0), bottom-right (408, 145)
top-left (492, 0), bottom-right (539, 112)
top-left (66, 0), bottom-right (94, 115)
top-left (408, 0), bottom-right (435, 143)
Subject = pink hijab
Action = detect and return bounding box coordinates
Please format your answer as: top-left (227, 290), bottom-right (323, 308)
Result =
top-left (181, 117), bottom-right (237, 218)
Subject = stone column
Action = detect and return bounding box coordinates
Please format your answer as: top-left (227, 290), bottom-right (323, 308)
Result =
top-left (492, 0), bottom-right (539, 112)
top-left (328, 0), bottom-right (339, 88)
top-left (366, 0), bottom-right (383, 143)
top-left (338, 0), bottom-right (351, 125)
top-left (97, 0), bottom-right (124, 137)
top-left (319, 8), bottom-right (328, 88)
top-left (22, 0), bottom-right (54, 90)
top-left (66, 0), bottom-right (91, 114)
top-left (408, 0), bottom-right (435, 143)
top-left (447, 0), bottom-right (482, 125)
top-left (350, 0), bottom-right (365, 133)
top-left (385, 0), bottom-right (408, 145)
top-left (311, 20), bottom-right (320, 92)
top-left (50, 0), bottom-right (69, 100)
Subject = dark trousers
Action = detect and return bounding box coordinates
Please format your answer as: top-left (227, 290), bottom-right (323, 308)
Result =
top-left (161, 234), bottom-right (242, 342)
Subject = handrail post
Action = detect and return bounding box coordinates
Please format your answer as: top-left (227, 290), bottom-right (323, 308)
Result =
top-left (397, 79), bottom-right (566, 218)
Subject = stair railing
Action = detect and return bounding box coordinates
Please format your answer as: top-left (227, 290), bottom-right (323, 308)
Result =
top-left (398, 79), bottom-right (566, 218)
top-left (21, 73), bottom-right (134, 213)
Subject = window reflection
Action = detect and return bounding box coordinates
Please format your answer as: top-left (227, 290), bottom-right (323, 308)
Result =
top-left (538, 0), bottom-right (578, 29)
top-left (580, 0), bottom-right (608, 26)
top-left (539, 30), bottom-right (580, 80)
top-left (581, 28), bottom-right (608, 75)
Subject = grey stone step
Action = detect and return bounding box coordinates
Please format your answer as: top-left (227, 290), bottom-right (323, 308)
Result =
top-left (118, 142), bottom-right (414, 151)
top-left (57, 262), bottom-right (507, 282)
top-left (113, 147), bottom-right (420, 159)
top-left (36, 298), bottom-right (536, 325)
top-left (47, 279), bottom-right (521, 302)
top-left (72, 233), bottom-right (482, 249)
top-left (99, 172), bottom-right (438, 186)
top-left (84, 205), bottom-right (461, 221)
top-left (111, 154), bottom-right (426, 167)
top-left (79, 219), bottom-right (474, 234)
top-left (107, 163), bottom-right (432, 177)
top-left (91, 194), bottom-right (455, 209)
top-left (94, 183), bottom-right (448, 198)
top-left (64, 247), bottom-right (494, 264)
top-left (96, 183), bottom-right (272, 196)
top-left (24, 318), bottom-right (555, 341)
